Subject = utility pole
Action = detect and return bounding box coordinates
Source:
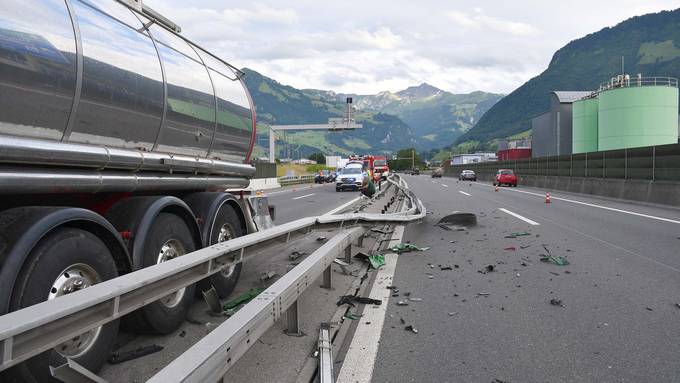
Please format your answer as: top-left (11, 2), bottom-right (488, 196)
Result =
top-left (412, 149), bottom-right (415, 169)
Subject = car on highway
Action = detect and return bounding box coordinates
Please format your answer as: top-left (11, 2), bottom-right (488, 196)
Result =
top-left (315, 169), bottom-right (330, 184)
top-left (493, 169), bottom-right (518, 187)
top-left (431, 168), bottom-right (443, 178)
top-left (336, 162), bottom-right (368, 191)
top-left (459, 170), bottom-right (477, 181)
top-left (327, 171), bottom-right (338, 183)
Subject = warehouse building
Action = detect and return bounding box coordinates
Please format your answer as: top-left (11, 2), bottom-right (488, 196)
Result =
top-left (531, 91), bottom-right (591, 157)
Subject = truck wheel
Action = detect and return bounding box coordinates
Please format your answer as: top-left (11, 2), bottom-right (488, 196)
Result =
top-left (336, 187), bottom-right (341, 192)
top-left (9, 228), bottom-right (118, 382)
top-left (136, 213), bottom-right (196, 334)
top-left (201, 204), bottom-right (244, 298)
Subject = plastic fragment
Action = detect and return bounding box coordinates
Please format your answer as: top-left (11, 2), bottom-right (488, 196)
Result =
top-left (404, 325), bottom-right (418, 334)
top-left (289, 250), bottom-right (307, 260)
top-left (540, 255), bottom-right (570, 266)
top-left (316, 236), bottom-right (327, 241)
top-left (505, 232), bottom-right (531, 238)
top-left (337, 295), bottom-right (382, 307)
top-left (367, 254), bottom-right (386, 269)
top-left (344, 312), bottom-right (363, 320)
top-left (504, 246), bottom-right (516, 251)
top-left (397, 300), bottom-right (409, 306)
top-left (440, 266), bottom-right (453, 271)
top-left (550, 298), bottom-right (564, 307)
top-left (389, 243), bottom-right (431, 253)
top-left (224, 288), bottom-right (265, 310)
top-left (260, 271), bottom-right (278, 281)
top-left (409, 298), bottom-right (423, 302)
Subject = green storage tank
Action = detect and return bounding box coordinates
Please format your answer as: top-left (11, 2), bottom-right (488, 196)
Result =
top-left (572, 97), bottom-right (599, 153)
top-left (598, 85), bottom-right (679, 151)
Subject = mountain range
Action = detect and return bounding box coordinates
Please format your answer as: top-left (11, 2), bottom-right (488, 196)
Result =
top-left (455, 8), bottom-right (680, 147)
top-left (242, 68), bottom-right (502, 158)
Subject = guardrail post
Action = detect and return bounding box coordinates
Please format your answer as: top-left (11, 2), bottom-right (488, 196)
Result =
top-left (624, 149), bottom-right (628, 179)
top-left (285, 300), bottom-right (303, 336)
top-left (357, 234), bottom-right (364, 248)
top-left (321, 265), bottom-right (332, 289)
top-left (344, 244), bottom-right (352, 263)
top-left (652, 146), bottom-right (656, 181)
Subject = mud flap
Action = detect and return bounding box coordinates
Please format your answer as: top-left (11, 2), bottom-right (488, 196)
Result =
top-left (246, 195), bottom-right (275, 231)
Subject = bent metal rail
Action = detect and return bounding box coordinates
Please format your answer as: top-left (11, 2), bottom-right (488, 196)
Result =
top-left (0, 175), bottom-right (424, 382)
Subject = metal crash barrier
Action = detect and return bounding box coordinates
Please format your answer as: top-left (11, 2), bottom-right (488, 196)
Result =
top-left (0, 175), bottom-right (424, 382)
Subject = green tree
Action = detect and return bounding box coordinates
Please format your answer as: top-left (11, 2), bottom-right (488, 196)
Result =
top-left (308, 152), bottom-right (325, 164)
top-left (388, 148), bottom-right (424, 170)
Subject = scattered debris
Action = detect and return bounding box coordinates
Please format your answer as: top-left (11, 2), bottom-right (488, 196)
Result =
top-left (440, 266), bottom-right (453, 271)
top-left (178, 330), bottom-right (186, 338)
top-left (448, 312), bottom-right (459, 316)
top-left (109, 345), bottom-right (164, 364)
top-left (477, 292), bottom-right (490, 296)
top-left (409, 298), bottom-right (423, 302)
top-left (224, 288), bottom-right (265, 310)
top-left (337, 295), bottom-right (382, 307)
top-left (316, 236), bottom-right (327, 242)
top-left (400, 318), bottom-right (406, 324)
top-left (436, 224), bottom-right (453, 231)
top-left (404, 325), bottom-right (418, 334)
top-left (438, 212), bottom-right (477, 227)
top-left (550, 298), bottom-right (564, 307)
top-left (334, 259), bottom-right (351, 274)
top-left (540, 255), bottom-right (570, 266)
top-left (289, 250), bottom-right (307, 261)
top-left (260, 270), bottom-right (278, 281)
top-left (344, 312), bottom-right (363, 320)
top-left (520, 245), bottom-right (531, 249)
top-left (479, 265), bottom-right (495, 274)
top-left (367, 254), bottom-right (386, 269)
top-left (427, 275), bottom-right (434, 279)
top-left (389, 243), bottom-right (431, 253)
top-left (548, 271), bottom-right (560, 276)
top-left (505, 232), bottom-right (531, 239)
top-left (201, 286), bottom-right (223, 314)
top-left (504, 246), bottom-right (516, 251)
top-left (371, 228), bottom-right (394, 234)
top-left (386, 285), bottom-right (399, 291)
top-left (646, 307), bottom-right (653, 311)
top-left (396, 300), bottom-right (409, 306)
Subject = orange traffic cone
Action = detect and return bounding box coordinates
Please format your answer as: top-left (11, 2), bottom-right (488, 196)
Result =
top-left (545, 192), bottom-right (551, 204)
top-left (495, 185), bottom-right (499, 192)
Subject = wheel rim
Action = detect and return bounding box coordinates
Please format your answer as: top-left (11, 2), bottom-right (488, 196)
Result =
top-left (49, 264), bottom-right (102, 358)
top-left (157, 239), bottom-right (187, 308)
top-left (217, 223), bottom-right (236, 278)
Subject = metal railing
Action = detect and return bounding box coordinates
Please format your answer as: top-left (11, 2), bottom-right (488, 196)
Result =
top-left (0, 175), bottom-right (424, 382)
top-left (278, 174), bottom-right (316, 186)
top-left (599, 76), bottom-right (678, 91)
top-left (445, 142), bottom-right (680, 182)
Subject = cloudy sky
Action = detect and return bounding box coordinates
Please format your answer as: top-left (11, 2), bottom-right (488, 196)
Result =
top-left (147, 0), bottom-right (678, 95)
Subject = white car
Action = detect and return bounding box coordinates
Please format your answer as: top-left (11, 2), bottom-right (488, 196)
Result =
top-left (336, 163), bottom-right (368, 192)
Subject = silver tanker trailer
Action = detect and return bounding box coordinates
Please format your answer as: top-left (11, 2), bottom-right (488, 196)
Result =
top-left (0, 1), bottom-right (267, 381)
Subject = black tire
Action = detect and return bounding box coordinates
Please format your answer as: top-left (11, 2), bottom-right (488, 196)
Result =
top-left (8, 228), bottom-right (119, 383)
top-left (135, 213), bottom-right (196, 334)
top-left (336, 187), bottom-right (341, 192)
top-left (200, 204), bottom-right (244, 298)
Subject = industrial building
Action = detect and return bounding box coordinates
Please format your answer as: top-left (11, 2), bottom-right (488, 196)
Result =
top-left (497, 139), bottom-right (532, 160)
top-left (531, 91), bottom-right (591, 157)
top-left (451, 152), bottom-right (497, 165)
top-left (573, 76), bottom-right (679, 153)
top-left (532, 75), bottom-right (679, 156)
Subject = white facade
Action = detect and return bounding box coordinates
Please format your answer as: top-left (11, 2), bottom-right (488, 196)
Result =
top-left (325, 156), bottom-right (341, 168)
top-left (452, 152), bottom-right (498, 165)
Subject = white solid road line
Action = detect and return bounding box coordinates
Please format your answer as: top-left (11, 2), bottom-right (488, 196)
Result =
top-left (482, 184), bottom-right (680, 225)
top-left (291, 193), bottom-right (314, 200)
top-left (458, 191), bottom-right (471, 196)
top-left (336, 226), bottom-right (404, 383)
top-left (441, 184), bottom-right (448, 187)
top-left (499, 207), bottom-right (540, 226)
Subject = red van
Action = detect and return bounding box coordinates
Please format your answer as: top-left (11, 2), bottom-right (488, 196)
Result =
top-left (493, 169), bottom-right (517, 187)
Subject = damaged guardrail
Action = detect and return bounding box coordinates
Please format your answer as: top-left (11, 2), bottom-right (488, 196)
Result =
top-left (0, 175), bottom-right (424, 382)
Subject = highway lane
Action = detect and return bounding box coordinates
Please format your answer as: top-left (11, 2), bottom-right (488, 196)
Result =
top-left (371, 174), bottom-right (680, 383)
top-left (264, 182), bottom-right (362, 223)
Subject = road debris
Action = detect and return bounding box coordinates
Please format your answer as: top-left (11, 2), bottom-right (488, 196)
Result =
top-left (109, 344), bottom-right (164, 364)
top-left (440, 266), bottom-right (453, 271)
top-left (646, 307), bottom-right (653, 311)
top-left (389, 243), bottom-right (431, 253)
top-left (479, 265), bottom-right (495, 274)
top-left (438, 212), bottom-right (477, 227)
top-left (404, 325), bottom-right (418, 334)
top-left (396, 300), bottom-right (409, 306)
top-left (371, 228), bottom-right (394, 234)
top-left (505, 232), bottom-right (531, 239)
top-left (436, 224), bottom-right (453, 231)
top-left (550, 298), bottom-right (564, 307)
top-left (540, 255), bottom-right (570, 266)
top-left (367, 254), bottom-right (386, 269)
top-left (337, 295), bottom-right (382, 307)
top-left (448, 312), bottom-right (459, 316)
top-left (224, 288), bottom-right (265, 310)
top-left (334, 259), bottom-right (351, 274)
top-left (504, 246), bottom-right (516, 251)
top-left (409, 298), bottom-right (423, 302)
top-left (477, 292), bottom-right (490, 296)
top-left (178, 330), bottom-right (186, 338)
top-left (344, 312), bottom-right (363, 320)
top-left (289, 250), bottom-right (307, 261)
top-left (316, 236), bottom-right (327, 242)
top-left (260, 270), bottom-right (278, 281)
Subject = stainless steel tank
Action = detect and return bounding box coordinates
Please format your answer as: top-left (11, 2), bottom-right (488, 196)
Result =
top-left (0, 0), bottom-right (256, 179)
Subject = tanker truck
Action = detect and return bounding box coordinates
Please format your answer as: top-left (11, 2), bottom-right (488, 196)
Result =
top-left (0, 0), bottom-right (267, 381)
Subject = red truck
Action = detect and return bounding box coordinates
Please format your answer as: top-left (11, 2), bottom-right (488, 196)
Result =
top-left (362, 155), bottom-right (390, 182)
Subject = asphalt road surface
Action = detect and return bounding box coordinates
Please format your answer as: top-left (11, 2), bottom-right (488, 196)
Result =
top-left (265, 182), bottom-right (362, 223)
top-left (370, 174), bottom-right (680, 383)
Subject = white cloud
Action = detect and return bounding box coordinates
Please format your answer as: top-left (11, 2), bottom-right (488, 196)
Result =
top-left (145, 0), bottom-right (679, 95)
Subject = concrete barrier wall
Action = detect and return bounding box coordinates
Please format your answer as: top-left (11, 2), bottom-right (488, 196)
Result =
top-left (247, 177), bottom-right (281, 190)
top-left (458, 173), bottom-right (680, 206)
